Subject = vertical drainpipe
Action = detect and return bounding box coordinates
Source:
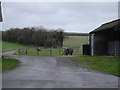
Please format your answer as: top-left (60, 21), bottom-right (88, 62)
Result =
top-left (91, 33), bottom-right (95, 56)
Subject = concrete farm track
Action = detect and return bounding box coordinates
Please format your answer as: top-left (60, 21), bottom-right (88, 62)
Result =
top-left (2, 51), bottom-right (118, 88)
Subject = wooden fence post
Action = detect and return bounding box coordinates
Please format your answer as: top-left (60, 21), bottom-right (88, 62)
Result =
top-left (37, 50), bottom-right (39, 55)
top-left (36, 48), bottom-right (41, 55)
top-left (77, 47), bottom-right (79, 52)
top-left (18, 49), bottom-right (20, 54)
top-left (50, 49), bottom-right (52, 56)
top-left (25, 49), bottom-right (27, 55)
top-left (59, 49), bottom-right (61, 55)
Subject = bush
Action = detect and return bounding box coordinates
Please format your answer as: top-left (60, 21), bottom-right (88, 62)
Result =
top-left (2, 27), bottom-right (64, 48)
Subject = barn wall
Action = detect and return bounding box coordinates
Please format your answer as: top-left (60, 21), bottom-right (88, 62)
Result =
top-left (90, 28), bottom-right (120, 56)
top-left (90, 19), bottom-right (120, 56)
top-left (107, 41), bottom-right (120, 56)
top-left (108, 30), bottom-right (120, 56)
top-left (108, 40), bottom-right (120, 56)
top-left (115, 41), bottom-right (120, 56)
top-left (93, 32), bottom-right (108, 55)
top-left (115, 30), bottom-right (120, 56)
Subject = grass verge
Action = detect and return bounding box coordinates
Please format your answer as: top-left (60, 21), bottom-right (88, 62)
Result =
top-left (0, 58), bottom-right (20, 71)
top-left (68, 55), bottom-right (119, 77)
top-left (1, 41), bottom-right (35, 52)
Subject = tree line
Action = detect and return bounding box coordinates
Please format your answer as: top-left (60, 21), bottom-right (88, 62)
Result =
top-left (2, 27), bottom-right (64, 48)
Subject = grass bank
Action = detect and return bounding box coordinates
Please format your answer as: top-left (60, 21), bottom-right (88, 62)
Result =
top-left (1, 41), bottom-right (34, 52)
top-left (68, 55), bottom-right (119, 76)
top-left (0, 58), bottom-right (20, 71)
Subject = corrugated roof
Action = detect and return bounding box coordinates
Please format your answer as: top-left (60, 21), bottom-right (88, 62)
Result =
top-left (90, 19), bottom-right (120, 33)
top-left (0, 2), bottom-right (3, 22)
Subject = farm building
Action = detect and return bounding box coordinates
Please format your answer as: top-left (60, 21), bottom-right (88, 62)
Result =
top-left (89, 19), bottom-right (120, 56)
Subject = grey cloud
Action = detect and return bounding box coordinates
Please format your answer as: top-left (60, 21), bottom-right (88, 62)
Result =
top-left (2, 2), bottom-right (118, 33)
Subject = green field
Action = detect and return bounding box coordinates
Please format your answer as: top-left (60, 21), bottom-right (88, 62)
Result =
top-left (2, 41), bottom-right (27, 49)
top-left (69, 56), bottom-right (119, 76)
top-left (0, 58), bottom-right (19, 71)
top-left (1, 41), bottom-right (35, 52)
top-left (63, 36), bottom-right (88, 48)
top-left (63, 36), bottom-right (89, 54)
top-left (1, 36), bottom-right (88, 56)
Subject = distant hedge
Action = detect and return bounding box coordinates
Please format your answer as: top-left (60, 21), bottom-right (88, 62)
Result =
top-left (2, 27), bottom-right (64, 48)
top-left (64, 33), bottom-right (89, 36)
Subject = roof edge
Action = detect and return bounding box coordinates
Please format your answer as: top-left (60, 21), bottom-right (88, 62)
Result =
top-left (89, 19), bottom-right (120, 34)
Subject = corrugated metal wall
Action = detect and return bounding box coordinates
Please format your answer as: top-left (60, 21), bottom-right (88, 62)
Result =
top-left (108, 41), bottom-right (120, 56)
top-left (90, 29), bottom-right (120, 56)
top-left (114, 41), bottom-right (120, 56)
top-left (93, 32), bottom-right (108, 56)
top-left (108, 41), bottom-right (115, 56)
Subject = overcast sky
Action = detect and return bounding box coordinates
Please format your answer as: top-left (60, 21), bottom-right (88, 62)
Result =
top-left (2, 2), bottom-right (118, 33)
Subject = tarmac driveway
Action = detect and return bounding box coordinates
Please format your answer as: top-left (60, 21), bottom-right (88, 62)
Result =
top-left (2, 51), bottom-right (118, 88)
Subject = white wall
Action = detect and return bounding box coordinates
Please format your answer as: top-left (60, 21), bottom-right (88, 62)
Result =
top-left (91, 33), bottom-right (95, 56)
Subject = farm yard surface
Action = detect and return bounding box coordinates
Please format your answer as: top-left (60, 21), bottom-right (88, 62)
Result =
top-left (1, 35), bottom-right (119, 88)
top-left (1, 1), bottom-right (119, 89)
top-left (2, 51), bottom-right (118, 88)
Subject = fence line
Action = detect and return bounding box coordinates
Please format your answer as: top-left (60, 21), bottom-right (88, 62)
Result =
top-left (9, 47), bottom-right (81, 56)
top-left (17, 48), bottom-right (65, 56)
